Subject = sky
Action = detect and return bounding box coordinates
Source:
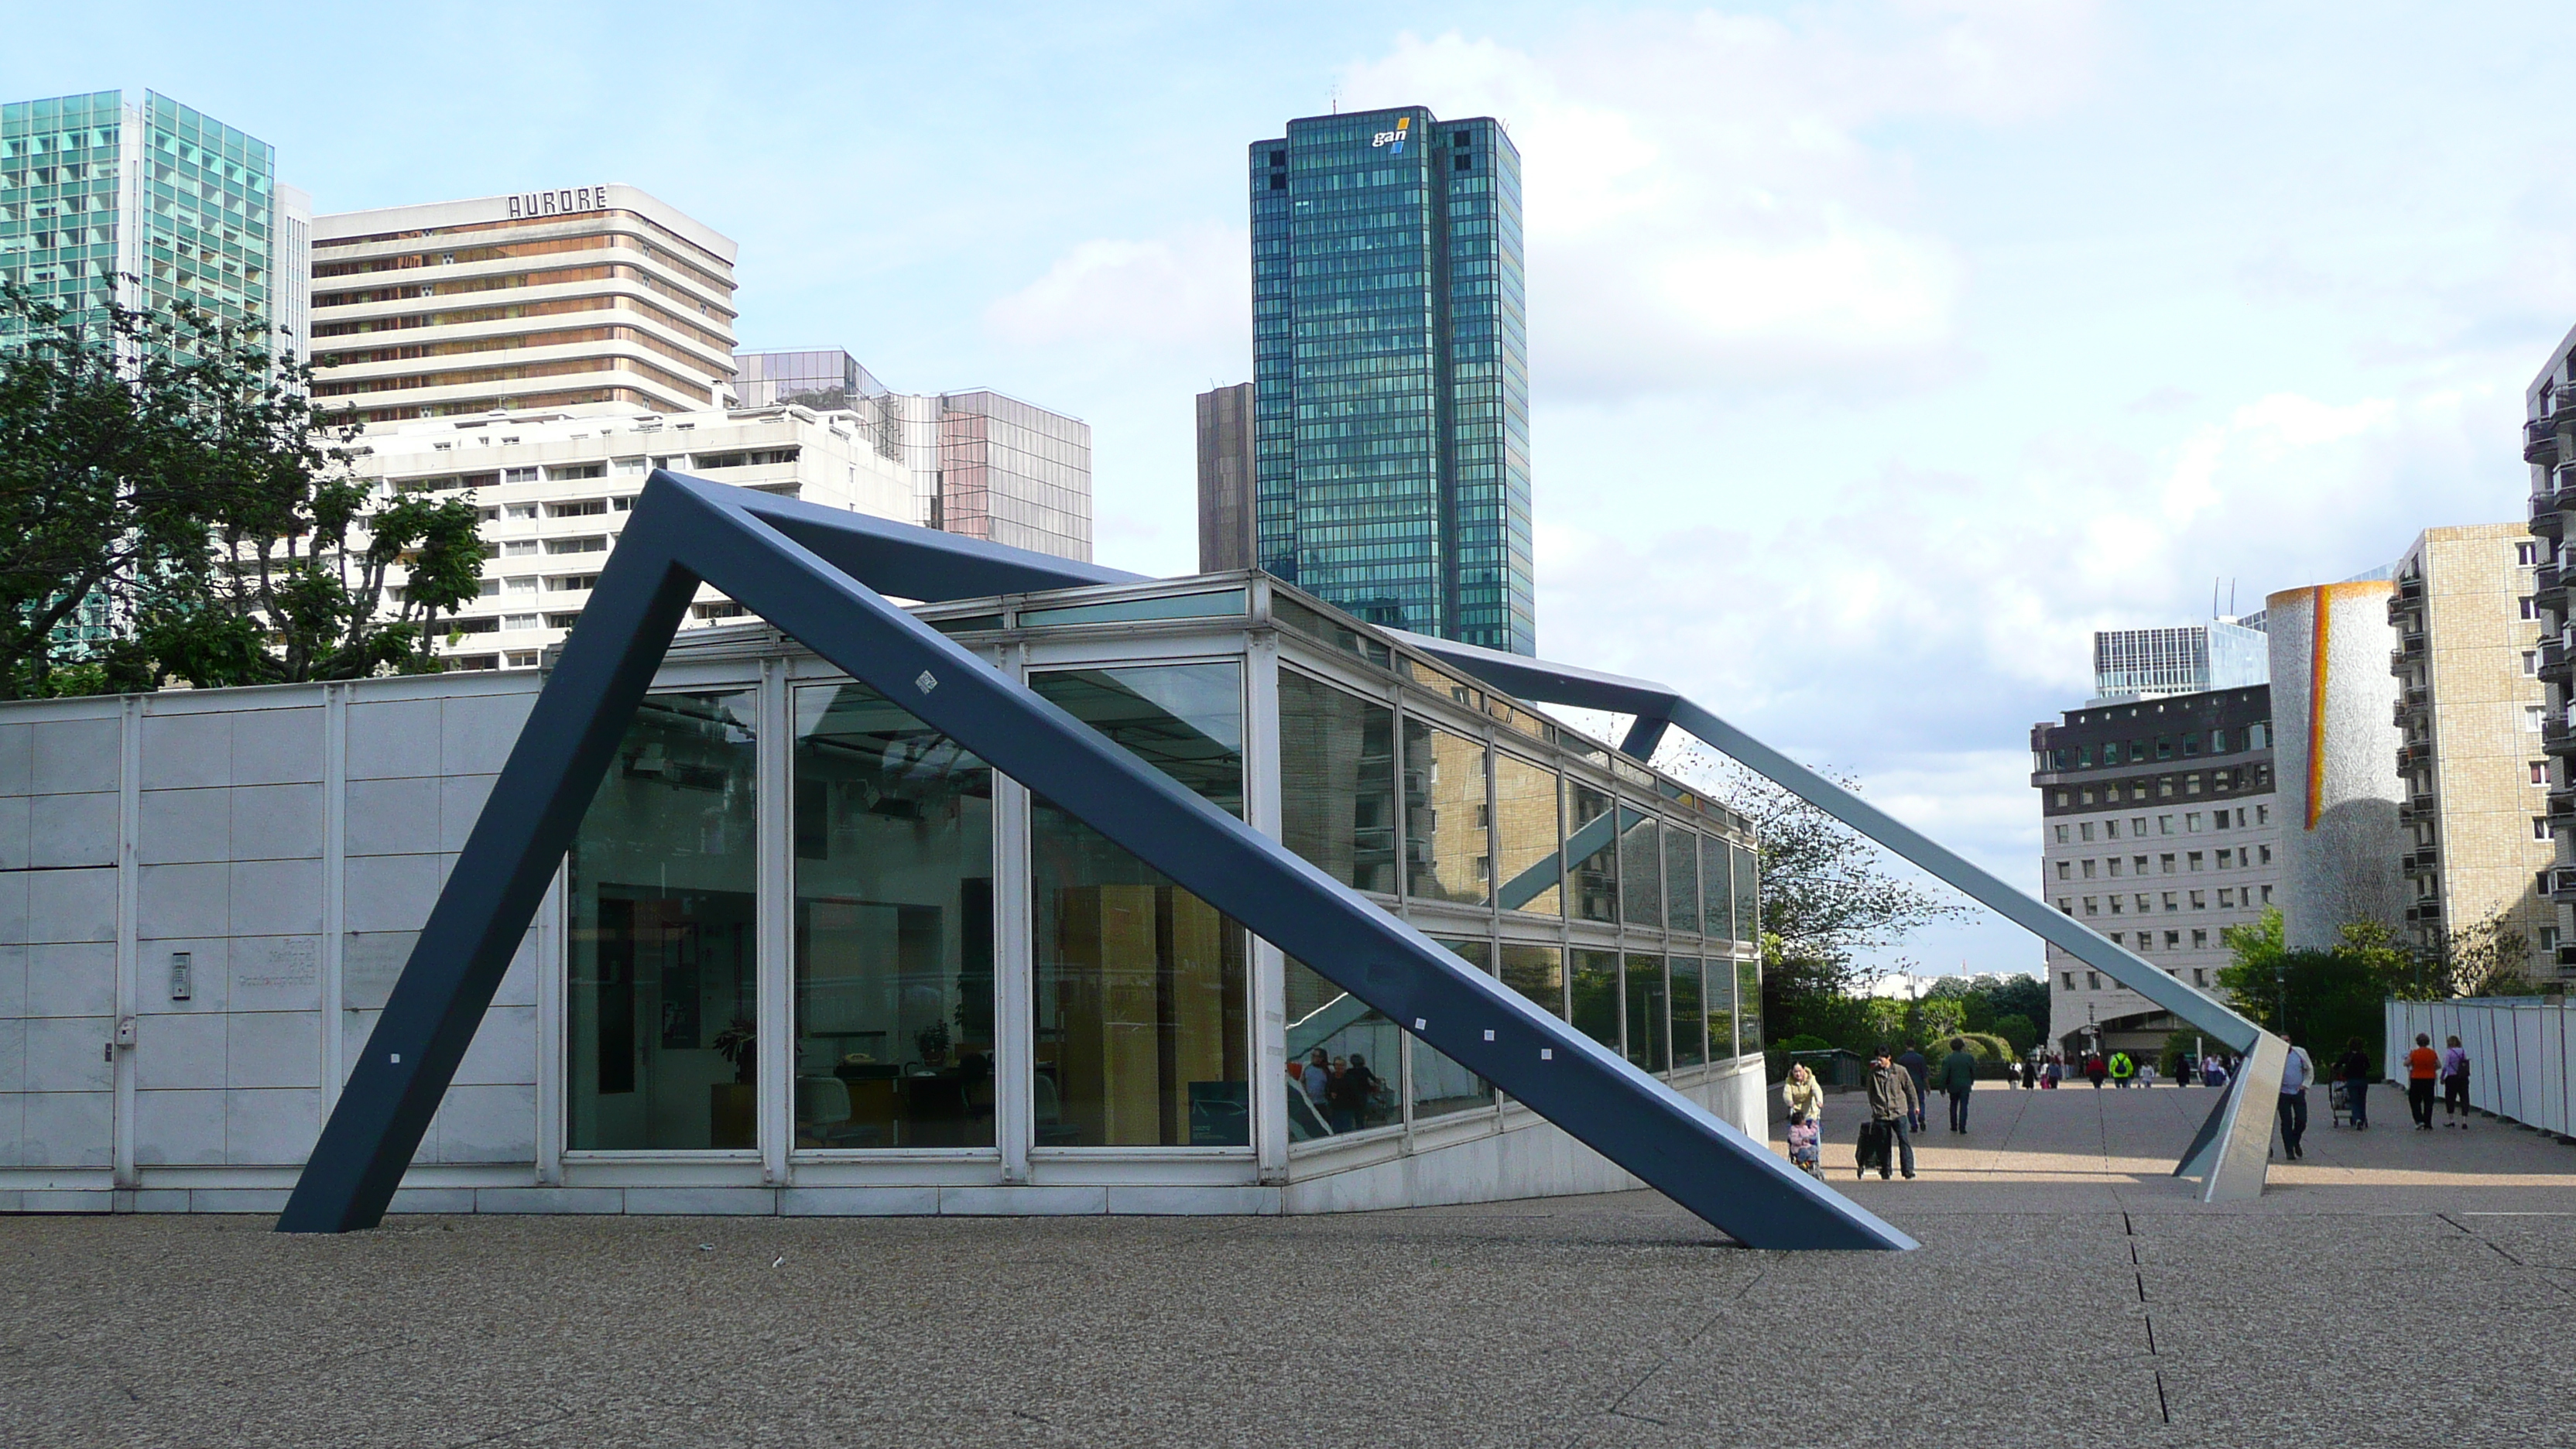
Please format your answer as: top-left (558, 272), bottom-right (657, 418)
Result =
top-left (11, 1), bottom-right (2575, 977)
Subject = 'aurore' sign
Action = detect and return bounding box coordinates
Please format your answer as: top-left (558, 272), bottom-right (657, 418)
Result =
top-left (506, 187), bottom-right (611, 219)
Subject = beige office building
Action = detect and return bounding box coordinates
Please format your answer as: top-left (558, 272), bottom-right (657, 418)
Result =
top-left (307, 185), bottom-right (738, 422)
top-left (2387, 525), bottom-right (2555, 973)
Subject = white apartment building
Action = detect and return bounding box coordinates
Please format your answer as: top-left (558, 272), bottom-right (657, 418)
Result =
top-left (2030, 684), bottom-right (2282, 1058)
top-left (307, 184), bottom-right (737, 423)
top-left (351, 404), bottom-right (915, 670)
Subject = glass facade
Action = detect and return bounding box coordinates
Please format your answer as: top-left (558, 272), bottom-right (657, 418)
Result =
top-left (543, 572), bottom-right (1756, 1184)
top-left (1, 90), bottom-right (285, 351)
top-left (1251, 108), bottom-right (1534, 655)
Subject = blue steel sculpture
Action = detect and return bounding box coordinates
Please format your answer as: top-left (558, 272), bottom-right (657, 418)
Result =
top-left (1389, 634), bottom-right (2289, 1203)
top-left (278, 473), bottom-right (1915, 1249)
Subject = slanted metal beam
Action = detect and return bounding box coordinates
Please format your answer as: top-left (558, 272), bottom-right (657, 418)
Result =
top-left (1394, 630), bottom-right (2287, 1202)
top-left (282, 476), bottom-right (1915, 1249)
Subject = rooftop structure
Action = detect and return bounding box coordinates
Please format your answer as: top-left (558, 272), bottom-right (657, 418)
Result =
top-left (2091, 622), bottom-right (2269, 704)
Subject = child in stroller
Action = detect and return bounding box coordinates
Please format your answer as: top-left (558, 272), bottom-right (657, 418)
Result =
top-left (1786, 1112), bottom-right (1824, 1179)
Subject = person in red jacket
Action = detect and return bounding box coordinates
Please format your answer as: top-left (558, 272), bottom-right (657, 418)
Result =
top-left (2405, 1033), bottom-right (2441, 1131)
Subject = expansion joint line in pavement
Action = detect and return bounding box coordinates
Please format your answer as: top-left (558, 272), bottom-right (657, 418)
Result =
top-left (2124, 1211), bottom-right (2172, 1426)
top-left (1574, 1263), bottom-right (1773, 1444)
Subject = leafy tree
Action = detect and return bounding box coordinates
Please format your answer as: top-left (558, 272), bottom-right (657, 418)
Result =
top-left (1925, 971), bottom-right (2051, 1042)
top-left (1911, 995), bottom-right (1966, 1044)
top-left (1662, 747), bottom-right (1968, 1042)
top-left (0, 283), bottom-right (481, 693)
top-left (2434, 909), bottom-right (2533, 999)
top-left (2216, 907), bottom-right (2414, 1061)
top-left (1988, 1012), bottom-right (2039, 1057)
top-left (0, 286), bottom-right (214, 697)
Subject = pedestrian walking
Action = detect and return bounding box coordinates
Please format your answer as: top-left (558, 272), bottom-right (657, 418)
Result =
top-left (1939, 1037), bottom-right (1978, 1132)
top-left (2277, 1037), bottom-right (2314, 1159)
top-left (2334, 1036), bottom-right (2372, 1130)
top-left (2107, 1050), bottom-right (2136, 1088)
top-left (2084, 1051), bottom-right (2108, 1088)
top-left (1783, 1063), bottom-right (1826, 1179)
top-left (2440, 1035), bottom-right (2473, 1127)
top-left (1896, 1045), bottom-right (1930, 1132)
top-left (2405, 1033), bottom-right (2439, 1130)
top-left (1861, 1046), bottom-right (1920, 1180)
top-left (2203, 1055), bottom-right (2227, 1088)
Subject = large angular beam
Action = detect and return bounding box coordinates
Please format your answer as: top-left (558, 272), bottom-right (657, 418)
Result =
top-left (281, 474), bottom-right (1914, 1249)
top-left (1394, 632), bottom-right (2287, 1202)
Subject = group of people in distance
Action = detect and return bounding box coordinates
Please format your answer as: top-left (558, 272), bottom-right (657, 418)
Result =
top-left (1782, 1030), bottom-right (2482, 1174)
top-left (1293, 1046), bottom-right (1391, 1135)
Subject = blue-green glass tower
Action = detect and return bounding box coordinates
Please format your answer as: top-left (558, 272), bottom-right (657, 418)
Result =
top-left (1, 90), bottom-right (300, 355)
top-left (1251, 106), bottom-right (1533, 655)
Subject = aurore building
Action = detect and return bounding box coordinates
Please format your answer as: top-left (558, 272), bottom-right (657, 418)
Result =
top-left (1250, 107), bottom-right (1532, 654)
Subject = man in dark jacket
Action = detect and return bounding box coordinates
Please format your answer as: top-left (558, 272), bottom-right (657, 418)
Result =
top-left (1938, 1037), bottom-right (1980, 1132)
top-left (1895, 1045), bottom-right (1930, 1131)
top-left (1865, 1046), bottom-right (1921, 1180)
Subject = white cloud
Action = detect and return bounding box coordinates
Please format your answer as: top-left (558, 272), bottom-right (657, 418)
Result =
top-left (982, 221), bottom-right (1250, 358)
top-left (1333, 6), bottom-right (2106, 396)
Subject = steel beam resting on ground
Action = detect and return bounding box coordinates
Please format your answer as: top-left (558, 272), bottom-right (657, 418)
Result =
top-left (278, 474), bottom-right (1915, 1250)
top-left (1392, 632), bottom-right (2289, 1204)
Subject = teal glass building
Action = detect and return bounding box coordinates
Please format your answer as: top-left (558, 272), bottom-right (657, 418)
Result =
top-left (1251, 106), bottom-right (1533, 656)
top-left (0, 89), bottom-right (306, 356)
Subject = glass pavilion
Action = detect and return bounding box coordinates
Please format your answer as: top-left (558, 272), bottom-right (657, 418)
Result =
top-left (557, 570), bottom-right (1762, 1196)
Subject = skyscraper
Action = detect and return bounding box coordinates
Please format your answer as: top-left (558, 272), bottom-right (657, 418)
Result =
top-left (1250, 106), bottom-right (1532, 654)
top-left (0, 89), bottom-right (306, 357)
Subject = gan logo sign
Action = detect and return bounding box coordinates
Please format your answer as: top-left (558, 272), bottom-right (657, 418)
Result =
top-left (1370, 117), bottom-right (1411, 155)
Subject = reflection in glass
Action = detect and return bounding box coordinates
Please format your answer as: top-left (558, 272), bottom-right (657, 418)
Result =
top-left (1702, 834), bottom-right (1732, 942)
top-left (1403, 717), bottom-right (1489, 905)
top-left (1415, 938), bottom-right (1494, 1118)
top-left (1499, 941), bottom-right (1564, 1018)
top-left (1670, 957), bottom-right (1705, 1067)
top-left (1571, 948), bottom-right (1621, 1053)
top-left (1278, 670), bottom-right (1396, 893)
top-left (1492, 753), bottom-right (1561, 916)
top-left (1737, 957), bottom-right (1762, 1054)
top-left (1019, 588), bottom-right (1246, 629)
top-left (1625, 953), bottom-right (1669, 1072)
top-left (568, 691), bottom-right (759, 1152)
top-left (1732, 843), bottom-right (1760, 945)
top-left (1665, 827), bottom-right (1700, 937)
top-left (1283, 954), bottom-right (1397, 1142)
top-left (1619, 810), bottom-right (1661, 929)
top-left (1566, 780), bottom-right (1617, 923)
top-left (790, 682), bottom-right (994, 1150)
top-left (1030, 665), bottom-right (1250, 1147)
top-left (1706, 953), bottom-right (1738, 1060)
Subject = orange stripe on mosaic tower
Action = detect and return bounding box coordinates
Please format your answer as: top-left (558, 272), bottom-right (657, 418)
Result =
top-left (2307, 586), bottom-right (2330, 830)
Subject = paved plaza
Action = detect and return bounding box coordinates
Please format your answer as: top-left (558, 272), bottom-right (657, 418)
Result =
top-left (5, 1085), bottom-right (2573, 1447)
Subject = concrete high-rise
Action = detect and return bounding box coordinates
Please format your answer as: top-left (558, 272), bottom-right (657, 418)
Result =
top-left (0, 89), bottom-right (307, 358)
top-left (1197, 382), bottom-right (1255, 572)
top-left (1249, 107), bottom-right (1532, 653)
top-left (2386, 525), bottom-right (2554, 974)
top-left (307, 186), bottom-right (738, 423)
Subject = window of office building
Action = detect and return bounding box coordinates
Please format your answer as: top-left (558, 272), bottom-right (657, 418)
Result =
top-left (790, 682), bottom-right (995, 1150)
top-left (567, 690), bottom-right (761, 1152)
top-left (1029, 664), bottom-right (1250, 1148)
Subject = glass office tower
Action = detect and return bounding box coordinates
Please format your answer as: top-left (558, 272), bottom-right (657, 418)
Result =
top-left (1251, 107), bottom-right (1533, 656)
top-left (0, 90), bottom-right (303, 357)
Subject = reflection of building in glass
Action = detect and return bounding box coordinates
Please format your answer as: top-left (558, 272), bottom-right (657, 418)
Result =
top-left (2029, 685), bottom-right (2280, 1057)
top-left (2091, 622), bottom-right (2269, 704)
top-left (735, 348), bottom-right (1091, 561)
top-left (0, 574), bottom-right (1762, 1214)
top-left (1250, 106), bottom-right (1533, 653)
top-left (1, 89), bottom-right (308, 358)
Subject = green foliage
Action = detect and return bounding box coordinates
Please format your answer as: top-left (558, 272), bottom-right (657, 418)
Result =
top-left (0, 283), bottom-right (480, 695)
top-left (1987, 1012), bottom-right (2039, 1057)
top-left (1912, 995), bottom-right (1966, 1043)
top-left (2217, 906), bottom-right (2413, 1057)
